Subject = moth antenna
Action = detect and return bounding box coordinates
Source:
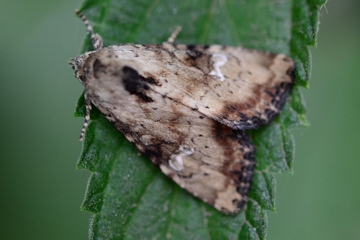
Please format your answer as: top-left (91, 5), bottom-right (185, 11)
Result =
top-left (79, 95), bottom-right (92, 141)
top-left (165, 26), bottom-right (182, 44)
top-left (75, 9), bottom-right (103, 50)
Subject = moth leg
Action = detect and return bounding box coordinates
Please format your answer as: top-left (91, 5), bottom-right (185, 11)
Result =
top-left (75, 10), bottom-right (103, 50)
top-left (165, 26), bottom-right (182, 43)
top-left (79, 94), bottom-right (92, 141)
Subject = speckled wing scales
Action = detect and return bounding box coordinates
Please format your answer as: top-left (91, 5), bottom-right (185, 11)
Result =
top-left (160, 126), bottom-right (255, 213)
top-left (70, 11), bottom-right (295, 214)
top-left (81, 59), bottom-right (255, 213)
top-left (100, 44), bottom-right (295, 130)
top-left (71, 44), bottom-right (294, 213)
top-left (161, 44), bottom-right (296, 129)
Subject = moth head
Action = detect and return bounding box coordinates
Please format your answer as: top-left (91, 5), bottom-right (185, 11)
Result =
top-left (69, 52), bottom-right (93, 85)
top-left (70, 10), bottom-right (105, 85)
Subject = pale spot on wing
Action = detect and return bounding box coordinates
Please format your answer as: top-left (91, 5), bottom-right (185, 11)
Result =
top-left (169, 156), bottom-right (183, 171)
top-left (168, 145), bottom-right (194, 172)
top-left (214, 184), bottom-right (241, 213)
top-left (209, 53), bottom-right (228, 81)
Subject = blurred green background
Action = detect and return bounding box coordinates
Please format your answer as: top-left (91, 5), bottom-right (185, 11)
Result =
top-left (0, 0), bottom-right (359, 239)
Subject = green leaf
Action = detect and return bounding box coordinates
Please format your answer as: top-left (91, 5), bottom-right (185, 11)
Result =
top-left (72, 0), bottom-right (326, 239)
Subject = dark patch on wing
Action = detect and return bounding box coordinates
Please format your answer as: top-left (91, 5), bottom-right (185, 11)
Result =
top-left (231, 130), bottom-right (255, 202)
top-left (217, 62), bottom-right (295, 130)
top-left (122, 66), bottom-right (154, 103)
top-left (211, 121), bottom-right (255, 211)
top-left (186, 50), bottom-right (204, 60)
top-left (180, 50), bottom-right (205, 68)
top-left (235, 199), bottom-right (247, 210)
top-left (93, 58), bottom-right (107, 79)
top-left (141, 75), bottom-right (158, 85)
top-left (144, 146), bottom-right (163, 165)
top-left (218, 102), bottom-right (267, 129)
top-left (212, 122), bottom-right (237, 162)
top-left (287, 65), bottom-right (296, 83)
top-left (186, 44), bottom-right (196, 50)
top-left (270, 65), bottom-right (295, 110)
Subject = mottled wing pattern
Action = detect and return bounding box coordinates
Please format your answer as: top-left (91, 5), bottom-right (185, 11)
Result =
top-left (81, 55), bottom-right (255, 213)
top-left (72, 41), bottom-right (295, 214)
top-left (71, 11), bottom-right (296, 214)
top-left (97, 44), bottom-right (295, 130)
top-left (163, 44), bottom-right (295, 129)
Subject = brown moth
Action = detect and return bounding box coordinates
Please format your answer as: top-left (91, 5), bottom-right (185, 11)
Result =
top-left (69, 10), bottom-right (295, 214)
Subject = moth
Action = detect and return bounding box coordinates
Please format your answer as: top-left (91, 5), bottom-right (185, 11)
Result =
top-left (70, 10), bottom-right (295, 214)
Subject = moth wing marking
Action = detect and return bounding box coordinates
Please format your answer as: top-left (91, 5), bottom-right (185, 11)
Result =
top-left (209, 53), bottom-right (228, 81)
top-left (159, 123), bottom-right (255, 214)
top-left (132, 44), bottom-right (295, 130)
top-left (82, 60), bottom-right (255, 213)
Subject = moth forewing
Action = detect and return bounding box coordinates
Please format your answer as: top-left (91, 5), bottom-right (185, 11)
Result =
top-left (70, 10), bottom-right (294, 214)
